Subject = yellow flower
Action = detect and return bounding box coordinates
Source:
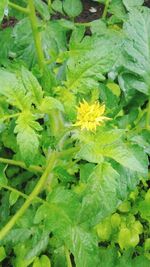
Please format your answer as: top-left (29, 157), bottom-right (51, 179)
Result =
top-left (75, 100), bottom-right (110, 131)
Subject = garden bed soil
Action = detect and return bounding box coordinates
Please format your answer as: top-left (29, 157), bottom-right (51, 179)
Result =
top-left (2, 0), bottom-right (150, 29)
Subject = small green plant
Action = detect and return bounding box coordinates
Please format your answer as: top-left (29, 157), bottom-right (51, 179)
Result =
top-left (0, 0), bottom-right (149, 266)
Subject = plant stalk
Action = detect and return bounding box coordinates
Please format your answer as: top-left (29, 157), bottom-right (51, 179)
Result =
top-left (146, 98), bottom-right (150, 129)
top-left (49, 110), bottom-right (64, 137)
top-left (0, 152), bottom-right (57, 241)
top-left (8, 1), bottom-right (29, 14)
top-left (27, 0), bottom-right (45, 72)
top-left (47, 0), bottom-right (51, 9)
top-left (0, 157), bottom-right (43, 173)
top-left (1, 113), bottom-right (20, 122)
top-left (0, 184), bottom-right (46, 205)
top-left (64, 247), bottom-right (72, 267)
top-left (102, 0), bottom-right (110, 19)
top-left (75, 22), bottom-right (91, 27)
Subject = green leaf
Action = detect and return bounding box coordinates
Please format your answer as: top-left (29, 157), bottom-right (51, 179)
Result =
top-left (90, 19), bottom-right (107, 35)
top-left (2, 120), bottom-right (18, 153)
top-left (0, 246), bottom-right (6, 262)
top-left (130, 130), bottom-right (150, 155)
top-left (33, 256), bottom-right (51, 267)
top-left (98, 247), bottom-right (118, 267)
top-left (99, 83), bottom-right (120, 116)
top-left (14, 112), bottom-right (42, 165)
top-left (0, 164), bottom-right (8, 186)
top-left (34, 0), bottom-right (50, 21)
top-left (118, 228), bottom-right (139, 249)
top-left (0, 69), bottom-right (31, 110)
top-left (96, 219), bottom-right (112, 241)
top-left (12, 18), bottom-right (68, 68)
top-left (41, 20), bottom-right (68, 62)
top-left (123, 0), bottom-right (144, 10)
top-left (54, 166), bottom-right (74, 184)
top-left (21, 67), bottom-right (43, 106)
top-left (9, 191), bottom-right (19, 206)
top-left (33, 257), bottom-right (41, 267)
top-left (116, 252), bottom-right (150, 267)
top-left (51, 0), bottom-right (64, 14)
top-left (118, 201), bottom-right (131, 213)
top-left (12, 18), bottom-right (36, 68)
top-left (79, 162), bottom-right (120, 225)
top-left (77, 129), bottom-right (148, 174)
top-left (132, 256), bottom-right (150, 267)
top-left (138, 192), bottom-right (150, 221)
top-left (80, 163), bottom-right (95, 183)
top-left (34, 187), bottom-right (81, 249)
top-left (56, 87), bottom-right (77, 120)
top-left (66, 31), bottom-right (124, 94)
top-left (111, 163), bottom-right (142, 199)
top-left (78, 161), bottom-right (145, 226)
top-left (66, 226), bottom-right (100, 267)
top-left (39, 96), bottom-right (64, 113)
top-left (2, 228), bottom-right (32, 245)
top-left (76, 142), bottom-right (104, 163)
top-left (111, 213), bottom-right (121, 228)
top-left (63, 0), bottom-right (83, 18)
top-left (45, 188), bottom-right (80, 236)
top-left (34, 204), bottom-right (49, 224)
top-left (119, 8), bottom-right (150, 96)
top-left (26, 232), bottom-right (49, 260)
top-left (108, 0), bottom-right (126, 21)
top-left (0, 28), bottom-right (13, 66)
top-left (102, 143), bottom-right (148, 174)
top-left (52, 247), bottom-right (67, 267)
top-left (40, 255), bottom-right (51, 267)
top-left (0, 0), bottom-right (8, 23)
top-left (0, 191), bottom-right (10, 227)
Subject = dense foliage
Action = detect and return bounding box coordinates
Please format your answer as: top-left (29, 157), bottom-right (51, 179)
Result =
top-left (0, 0), bottom-right (150, 266)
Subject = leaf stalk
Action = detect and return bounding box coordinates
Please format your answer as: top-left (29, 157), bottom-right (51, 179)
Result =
top-left (102, 0), bottom-right (110, 19)
top-left (27, 0), bottom-right (45, 72)
top-left (0, 157), bottom-right (43, 173)
top-left (0, 151), bottom-right (57, 241)
top-left (64, 246), bottom-right (73, 267)
top-left (146, 98), bottom-right (150, 129)
top-left (8, 1), bottom-right (29, 14)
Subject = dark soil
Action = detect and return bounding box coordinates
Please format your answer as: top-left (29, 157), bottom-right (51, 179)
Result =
top-left (144, 0), bottom-right (150, 7)
top-left (1, 17), bottom-right (17, 29)
top-left (76, 0), bottom-right (104, 23)
top-left (77, 0), bottom-right (150, 23)
top-left (1, 0), bottom-right (150, 29)
top-left (51, 0), bottom-right (104, 22)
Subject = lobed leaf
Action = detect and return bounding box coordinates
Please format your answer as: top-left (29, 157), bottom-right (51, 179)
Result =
top-left (119, 8), bottom-right (150, 96)
top-left (0, 0), bottom-right (8, 23)
top-left (14, 112), bottom-right (42, 165)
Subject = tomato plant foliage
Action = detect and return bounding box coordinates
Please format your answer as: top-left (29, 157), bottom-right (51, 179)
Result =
top-left (0, 0), bottom-right (150, 266)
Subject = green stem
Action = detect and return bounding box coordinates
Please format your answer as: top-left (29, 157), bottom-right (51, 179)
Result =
top-left (0, 184), bottom-right (46, 205)
top-left (47, 0), bottom-right (51, 9)
top-left (146, 98), bottom-right (150, 129)
top-left (0, 152), bottom-right (57, 241)
top-left (8, 1), bottom-right (29, 14)
top-left (1, 113), bottom-right (20, 122)
top-left (1, 184), bottom-right (28, 200)
top-left (49, 110), bottom-right (64, 137)
top-left (102, 0), bottom-right (110, 19)
top-left (64, 246), bottom-right (72, 267)
top-left (75, 22), bottom-right (91, 27)
top-left (27, 0), bottom-right (45, 72)
top-left (59, 147), bottom-right (79, 158)
top-left (0, 157), bottom-right (43, 173)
